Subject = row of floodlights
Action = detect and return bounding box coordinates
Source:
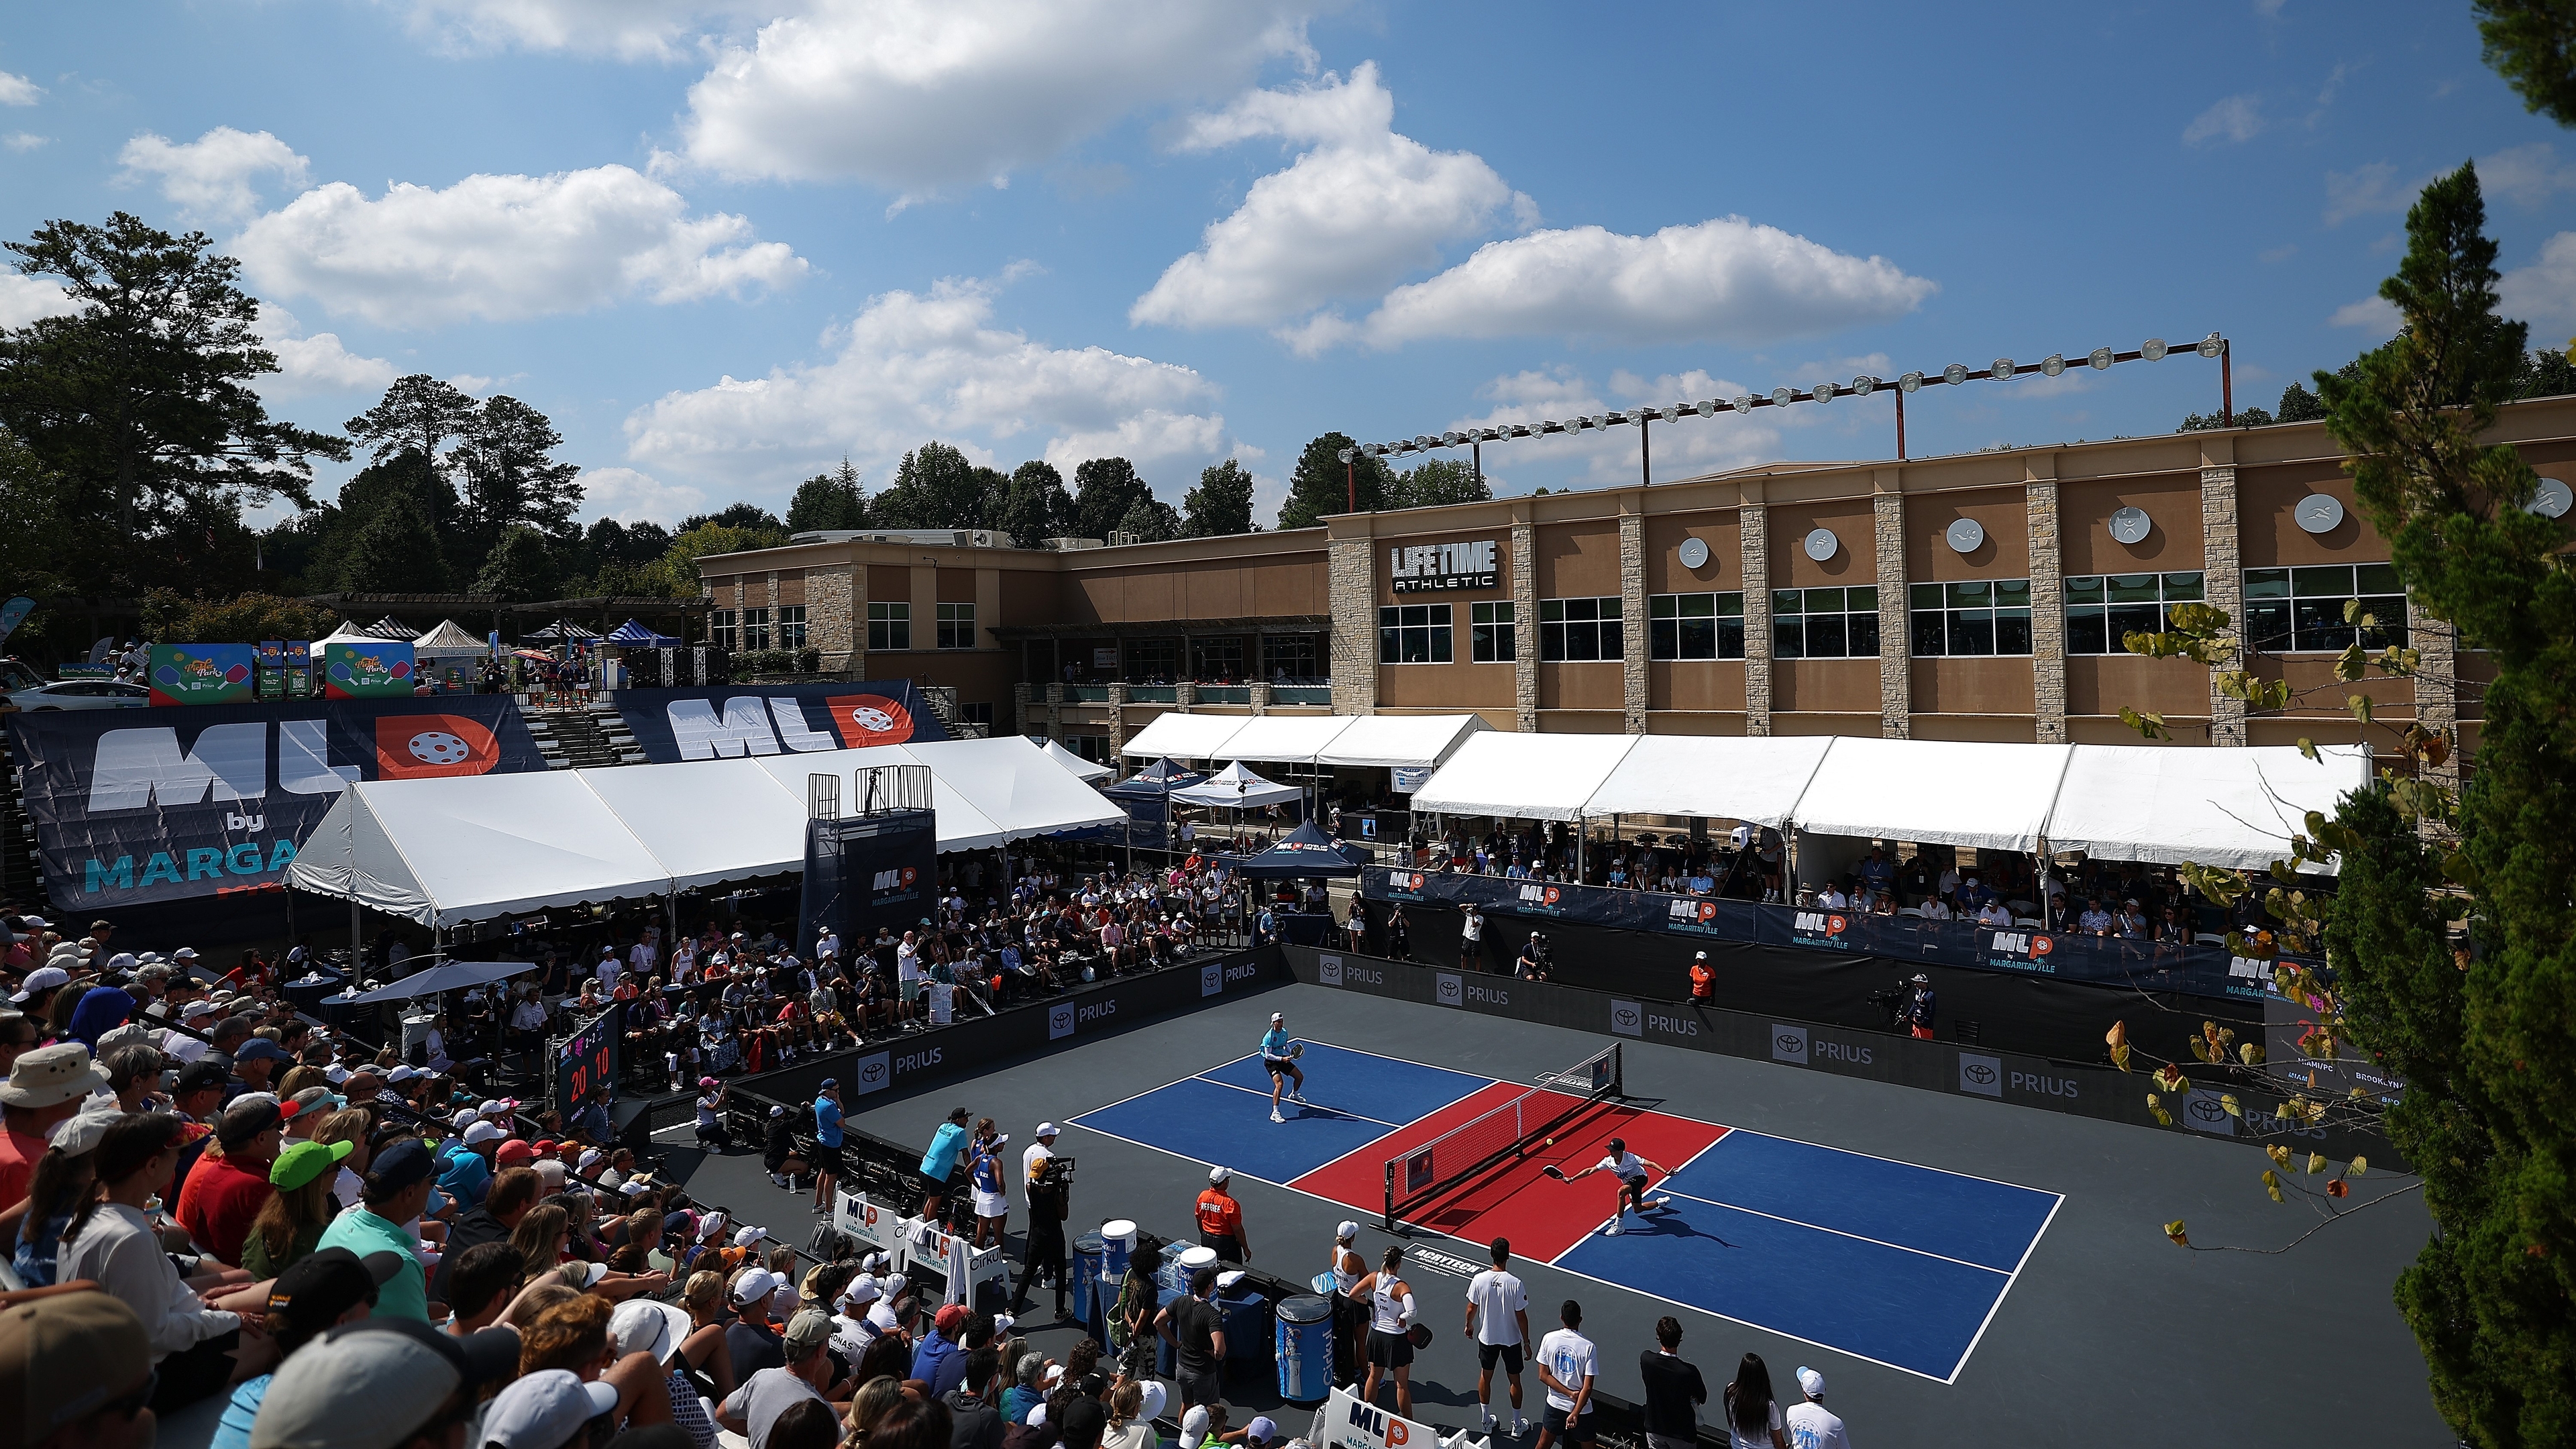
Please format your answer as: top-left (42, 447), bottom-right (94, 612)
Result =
top-left (1343, 333), bottom-right (2226, 460)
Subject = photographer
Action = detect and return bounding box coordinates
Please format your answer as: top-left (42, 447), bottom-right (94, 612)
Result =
top-left (1012, 1124), bottom-right (1070, 1320)
top-left (1514, 933), bottom-right (1550, 982)
top-left (1903, 973), bottom-right (1937, 1040)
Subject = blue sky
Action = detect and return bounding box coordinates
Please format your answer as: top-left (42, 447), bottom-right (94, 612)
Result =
top-left (3, 1), bottom-right (2571, 531)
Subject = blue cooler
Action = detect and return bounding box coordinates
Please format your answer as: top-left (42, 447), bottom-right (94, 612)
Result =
top-left (1071, 1232), bottom-right (1104, 1327)
top-left (1276, 1295), bottom-right (1332, 1404)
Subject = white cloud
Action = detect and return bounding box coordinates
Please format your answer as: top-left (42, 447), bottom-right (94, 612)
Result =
top-left (2184, 95), bottom-right (2264, 146)
top-left (678, 0), bottom-right (1324, 196)
top-left (2479, 142), bottom-right (2576, 207)
top-left (0, 273), bottom-right (77, 329)
top-left (248, 306), bottom-right (396, 398)
top-left (1322, 218), bottom-right (1934, 353)
top-left (2500, 231), bottom-right (2576, 325)
top-left (4, 132), bottom-right (46, 152)
top-left (1132, 63), bottom-right (1529, 334)
top-left (117, 127), bottom-right (312, 225)
top-left (0, 71), bottom-right (40, 105)
top-left (625, 274), bottom-right (1236, 492)
top-left (379, 0), bottom-right (769, 61)
top-left (232, 164), bottom-right (807, 327)
top-left (2328, 294), bottom-right (2401, 333)
top-left (579, 466), bottom-right (708, 525)
top-left (2323, 162), bottom-right (2424, 225)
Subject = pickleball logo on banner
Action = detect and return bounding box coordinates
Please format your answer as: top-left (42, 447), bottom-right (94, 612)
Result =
top-left (322, 641), bottom-right (416, 699)
top-left (826, 693), bottom-right (918, 745)
top-left (146, 644), bottom-right (256, 707)
top-left (375, 714), bottom-right (504, 779)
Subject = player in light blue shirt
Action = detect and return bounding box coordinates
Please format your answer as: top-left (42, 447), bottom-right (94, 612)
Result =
top-left (1260, 1012), bottom-right (1307, 1123)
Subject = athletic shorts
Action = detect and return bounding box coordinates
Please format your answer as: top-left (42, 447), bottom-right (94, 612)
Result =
top-left (1542, 1405), bottom-right (1590, 1445)
top-left (1176, 1368), bottom-right (1224, 1408)
top-left (810, 1142), bottom-right (843, 1175)
top-left (1617, 1173), bottom-right (1650, 1197)
top-left (1477, 1342), bottom-right (1523, 1374)
top-left (1264, 1056), bottom-right (1298, 1077)
top-left (1366, 1328), bottom-right (1414, 1368)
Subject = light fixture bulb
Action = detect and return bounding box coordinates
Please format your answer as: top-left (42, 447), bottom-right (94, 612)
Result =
top-left (1771, 386), bottom-right (1794, 407)
top-left (2196, 333), bottom-right (2224, 358)
top-left (1943, 364), bottom-right (1969, 386)
top-left (1733, 394), bottom-right (1756, 414)
top-left (1810, 383), bottom-right (1833, 406)
top-left (1850, 376), bottom-right (1876, 396)
top-left (1990, 358), bottom-right (2015, 382)
top-left (2142, 337), bottom-right (2168, 361)
top-left (1898, 372), bottom-right (1923, 393)
top-left (1337, 447), bottom-right (1353, 462)
top-left (2040, 354), bottom-right (2065, 378)
top-left (2089, 347), bottom-right (2114, 370)
top-left (1697, 399), bottom-right (1719, 417)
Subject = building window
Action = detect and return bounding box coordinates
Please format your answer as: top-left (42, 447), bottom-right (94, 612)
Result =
top-left (1648, 592), bottom-right (1747, 660)
top-left (1470, 602), bottom-right (1515, 662)
top-left (708, 609), bottom-right (737, 651)
top-left (1189, 636), bottom-right (1246, 680)
top-left (2063, 572), bottom-right (2200, 654)
top-left (1061, 734), bottom-right (1111, 763)
top-left (868, 602), bottom-right (910, 651)
top-left (2245, 564), bottom-right (2406, 653)
top-left (961, 702), bottom-right (994, 726)
top-left (1378, 604), bottom-right (1454, 663)
top-left (1262, 634), bottom-right (1320, 681)
top-left (1538, 597), bottom-right (1622, 661)
top-left (1908, 580), bottom-right (2032, 657)
top-left (775, 606), bottom-right (807, 650)
top-left (1125, 637), bottom-right (1180, 681)
top-left (936, 602), bottom-right (975, 649)
top-left (741, 607), bottom-right (771, 652)
top-left (1772, 587), bottom-right (1880, 658)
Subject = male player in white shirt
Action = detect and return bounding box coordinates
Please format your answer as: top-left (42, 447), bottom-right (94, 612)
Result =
top-left (1534, 1299), bottom-right (1597, 1449)
top-left (1559, 1137), bottom-right (1672, 1236)
top-left (1463, 1236), bottom-right (1532, 1436)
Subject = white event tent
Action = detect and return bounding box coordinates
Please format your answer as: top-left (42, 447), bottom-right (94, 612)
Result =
top-left (1170, 761), bottom-right (1305, 810)
top-left (1209, 714), bottom-right (1352, 763)
top-left (284, 735), bottom-right (1126, 927)
top-left (1039, 738), bottom-right (1113, 783)
top-left (1118, 712), bottom-right (1249, 760)
top-left (1313, 714), bottom-right (1489, 770)
top-left (1118, 710), bottom-right (1488, 773)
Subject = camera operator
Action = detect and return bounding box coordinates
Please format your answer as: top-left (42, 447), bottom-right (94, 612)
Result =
top-left (1514, 932), bottom-right (1551, 982)
top-left (1903, 971), bottom-right (1937, 1040)
top-left (1012, 1123), bottom-right (1071, 1320)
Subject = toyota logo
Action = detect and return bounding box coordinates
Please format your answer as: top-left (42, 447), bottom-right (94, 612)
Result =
top-left (860, 1061), bottom-right (886, 1083)
top-left (1962, 1063), bottom-right (1997, 1085)
top-left (1613, 1006), bottom-right (1640, 1028)
top-left (1776, 1033), bottom-right (1803, 1053)
top-left (2188, 1097), bottom-right (2229, 1122)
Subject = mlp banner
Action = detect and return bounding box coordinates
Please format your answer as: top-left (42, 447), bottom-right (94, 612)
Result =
top-left (1361, 865), bottom-right (2263, 1002)
top-left (796, 809), bottom-right (940, 957)
top-left (7, 698), bottom-right (547, 912)
top-left (608, 681), bottom-right (949, 762)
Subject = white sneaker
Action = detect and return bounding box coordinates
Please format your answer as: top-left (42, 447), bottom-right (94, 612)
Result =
top-left (1604, 1222), bottom-right (1623, 1236)
top-left (1652, 1196), bottom-right (1673, 1210)
top-left (1512, 1418), bottom-right (1529, 1438)
top-left (1271, 1108), bottom-right (1285, 1122)
top-left (1289, 1090), bottom-right (1308, 1104)
top-left (1480, 1411), bottom-right (1495, 1432)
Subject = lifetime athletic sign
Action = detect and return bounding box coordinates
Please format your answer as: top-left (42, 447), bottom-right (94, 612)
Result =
top-left (1389, 539), bottom-right (1500, 593)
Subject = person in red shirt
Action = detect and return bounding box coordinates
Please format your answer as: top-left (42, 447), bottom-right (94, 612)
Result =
top-left (1, 1042), bottom-right (105, 1210)
top-left (176, 1096), bottom-right (296, 1267)
top-left (1194, 1166), bottom-right (1251, 1263)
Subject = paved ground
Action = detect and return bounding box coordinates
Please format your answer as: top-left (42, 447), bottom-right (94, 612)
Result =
top-left (675, 977), bottom-right (2455, 1447)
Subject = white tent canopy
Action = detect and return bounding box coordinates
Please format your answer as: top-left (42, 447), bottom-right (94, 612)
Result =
top-left (2042, 743), bottom-right (2372, 869)
top-left (1210, 714), bottom-right (1352, 763)
top-left (285, 735), bottom-right (1126, 926)
top-left (1119, 712), bottom-right (1246, 760)
top-left (315, 621), bottom-right (380, 645)
top-left (1314, 713), bottom-right (1490, 769)
top-left (1038, 737), bottom-right (1112, 783)
top-left (1409, 732), bottom-right (1641, 821)
top-left (1789, 737), bottom-right (2076, 853)
top-left (1170, 761), bottom-right (1305, 810)
top-left (1582, 735), bottom-right (1836, 828)
top-left (411, 619), bottom-right (488, 656)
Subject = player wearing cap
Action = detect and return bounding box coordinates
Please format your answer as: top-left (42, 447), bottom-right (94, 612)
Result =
top-left (1688, 953), bottom-right (1715, 1002)
top-left (1564, 1138), bottom-right (1671, 1236)
top-left (1782, 1366), bottom-right (1848, 1448)
top-left (810, 1080), bottom-right (843, 1215)
top-left (1259, 1013), bottom-right (1306, 1123)
top-left (1194, 1167), bottom-right (1250, 1263)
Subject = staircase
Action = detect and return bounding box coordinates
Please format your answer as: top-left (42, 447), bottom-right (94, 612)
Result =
top-left (522, 703), bottom-right (647, 769)
top-left (917, 686), bottom-right (989, 739)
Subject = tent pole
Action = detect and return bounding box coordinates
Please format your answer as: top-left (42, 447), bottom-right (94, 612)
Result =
top-left (350, 899), bottom-right (362, 969)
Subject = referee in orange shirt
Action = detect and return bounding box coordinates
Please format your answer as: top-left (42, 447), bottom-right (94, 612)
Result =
top-left (1195, 1165), bottom-right (1252, 1263)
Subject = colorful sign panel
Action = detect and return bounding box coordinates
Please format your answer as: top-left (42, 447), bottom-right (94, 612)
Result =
top-left (146, 644), bottom-right (256, 707)
top-left (321, 641), bottom-right (417, 698)
top-left (606, 682), bottom-right (949, 763)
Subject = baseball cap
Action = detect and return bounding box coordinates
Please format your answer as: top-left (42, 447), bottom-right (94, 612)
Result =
top-left (784, 1308), bottom-right (834, 1355)
top-left (463, 1120), bottom-right (506, 1147)
top-left (1912, 972), bottom-right (1931, 983)
top-left (234, 1038), bottom-right (294, 1063)
top-left (175, 1059), bottom-right (228, 1093)
top-left (609, 1299), bottom-right (693, 1366)
top-left (272, 1138), bottom-right (356, 1191)
top-left (732, 1225), bottom-right (764, 1248)
top-left (1244, 1417), bottom-right (1279, 1446)
top-left (0, 1287), bottom-right (152, 1442)
top-left (216, 1097), bottom-right (288, 1149)
top-left (10, 965), bottom-right (68, 1003)
top-left (1035, 1122), bottom-right (1058, 1137)
top-left (1270, 1012), bottom-right (1284, 1023)
top-left (497, 1139), bottom-right (537, 1166)
top-left (767, 1105), bottom-right (786, 1118)
top-left (934, 1303), bottom-right (970, 1336)
top-left (1060, 1399), bottom-right (1108, 1446)
top-left (386, 1065), bottom-right (420, 1083)
top-left (452, 1108), bottom-right (479, 1130)
top-left (1336, 1220), bottom-right (1359, 1240)
top-left (1208, 1166), bottom-right (1230, 1184)
top-left (365, 1138), bottom-right (435, 1195)
top-left (578, 1148), bottom-right (603, 1169)
top-left (480, 1369), bottom-right (622, 1449)
top-left (1179, 1405), bottom-right (1213, 1449)
top-left (731, 1267), bottom-right (782, 1306)
top-left (265, 1246), bottom-right (398, 1334)
top-left (251, 1318), bottom-right (517, 1449)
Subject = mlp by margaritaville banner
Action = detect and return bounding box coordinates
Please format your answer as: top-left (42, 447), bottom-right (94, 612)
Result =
top-left (4, 697), bottom-right (547, 911)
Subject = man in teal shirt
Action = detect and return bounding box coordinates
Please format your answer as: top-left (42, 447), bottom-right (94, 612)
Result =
top-left (920, 1106), bottom-right (971, 1227)
top-left (810, 1079), bottom-right (845, 1214)
top-left (1260, 1012), bottom-right (1306, 1122)
top-left (317, 1138), bottom-right (436, 1320)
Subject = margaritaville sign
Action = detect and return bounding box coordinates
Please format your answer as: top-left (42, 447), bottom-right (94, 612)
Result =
top-left (1389, 539), bottom-right (1500, 593)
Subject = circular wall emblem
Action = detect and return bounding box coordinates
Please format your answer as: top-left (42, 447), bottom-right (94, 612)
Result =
top-left (849, 704), bottom-right (897, 733)
top-left (1677, 537), bottom-right (1711, 570)
top-left (2532, 476), bottom-right (2573, 519)
top-left (2294, 494), bottom-right (2346, 535)
top-left (1803, 528), bottom-right (1839, 561)
top-left (407, 731), bottom-right (472, 765)
top-left (1962, 1062), bottom-right (1998, 1085)
top-left (1945, 518), bottom-right (1985, 554)
top-left (2108, 506), bottom-right (2153, 546)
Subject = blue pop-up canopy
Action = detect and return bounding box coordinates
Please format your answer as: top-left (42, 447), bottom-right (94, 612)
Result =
top-left (1102, 757), bottom-right (1207, 802)
top-left (606, 619), bottom-right (682, 647)
top-left (1219, 819), bottom-right (1371, 877)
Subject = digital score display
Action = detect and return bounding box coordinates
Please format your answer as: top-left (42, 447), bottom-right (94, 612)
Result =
top-left (557, 1004), bottom-right (620, 1110)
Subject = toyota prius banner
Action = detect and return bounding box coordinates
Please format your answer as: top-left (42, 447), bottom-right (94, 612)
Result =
top-left (6, 697), bottom-right (548, 912)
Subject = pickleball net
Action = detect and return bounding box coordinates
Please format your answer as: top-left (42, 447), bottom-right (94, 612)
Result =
top-left (1382, 1042), bottom-right (1623, 1230)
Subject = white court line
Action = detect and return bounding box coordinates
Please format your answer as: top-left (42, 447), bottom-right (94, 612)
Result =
top-left (1071, 1050), bottom-right (1265, 1122)
top-left (1944, 1187), bottom-right (2068, 1382)
top-left (1639, 1188), bottom-right (2011, 1277)
top-left (1185, 1075), bottom-right (1409, 1129)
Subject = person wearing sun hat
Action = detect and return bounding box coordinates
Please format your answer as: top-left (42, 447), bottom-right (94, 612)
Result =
top-left (2, 1042), bottom-right (110, 1222)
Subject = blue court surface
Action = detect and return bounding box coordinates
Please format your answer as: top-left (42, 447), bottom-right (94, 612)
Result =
top-left (1071, 1039), bottom-right (2062, 1383)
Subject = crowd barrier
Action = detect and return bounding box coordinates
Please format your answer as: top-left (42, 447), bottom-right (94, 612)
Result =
top-left (1282, 945), bottom-right (2400, 1170)
top-left (1362, 867), bottom-right (2286, 1004)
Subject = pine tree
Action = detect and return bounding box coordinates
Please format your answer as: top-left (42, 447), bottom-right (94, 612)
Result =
top-left (787, 460), bottom-right (871, 531)
top-left (474, 524), bottom-right (560, 602)
top-left (455, 395), bottom-right (582, 558)
top-left (337, 482), bottom-right (447, 594)
top-left (1072, 457), bottom-right (1151, 540)
top-left (1116, 496), bottom-right (1182, 542)
top-left (1182, 460), bottom-right (1257, 537)
top-left (1277, 433), bottom-right (1387, 529)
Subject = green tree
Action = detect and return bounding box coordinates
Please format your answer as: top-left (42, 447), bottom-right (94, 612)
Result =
top-left (788, 460), bottom-right (871, 532)
top-left (1277, 433), bottom-right (1388, 530)
top-left (455, 395), bottom-right (582, 555)
top-left (345, 374), bottom-right (480, 472)
top-left (2179, 406), bottom-right (2277, 431)
top-left (0, 213), bottom-right (347, 590)
top-left (2513, 343), bottom-right (2576, 398)
top-left (1072, 457), bottom-right (1152, 540)
top-left (2475, 0), bottom-right (2576, 125)
top-left (678, 502), bottom-right (787, 534)
top-left (474, 524), bottom-right (560, 603)
top-left (643, 521), bottom-right (786, 598)
top-left (1182, 460), bottom-right (1257, 537)
top-left (337, 481), bottom-right (448, 594)
top-left (998, 460), bottom-right (1075, 545)
top-left (2275, 382), bottom-right (2327, 423)
top-left (136, 590), bottom-right (335, 645)
top-left (1385, 458), bottom-right (1491, 511)
top-left (873, 443), bottom-right (1001, 529)
top-left (1116, 496), bottom-right (1183, 542)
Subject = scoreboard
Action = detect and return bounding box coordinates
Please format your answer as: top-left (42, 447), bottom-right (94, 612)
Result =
top-left (556, 1003), bottom-right (621, 1111)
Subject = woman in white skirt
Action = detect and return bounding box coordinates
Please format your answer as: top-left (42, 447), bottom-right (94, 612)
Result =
top-left (969, 1117), bottom-right (1010, 1249)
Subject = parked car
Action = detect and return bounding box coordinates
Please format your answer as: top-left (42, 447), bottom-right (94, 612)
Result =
top-left (5, 679), bottom-right (150, 710)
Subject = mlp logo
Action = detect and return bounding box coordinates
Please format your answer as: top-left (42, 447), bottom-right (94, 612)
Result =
top-left (1986, 931), bottom-right (2057, 972)
top-left (1668, 899), bottom-right (1721, 924)
top-left (1791, 911), bottom-right (1849, 936)
top-left (872, 867), bottom-right (920, 892)
top-left (1383, 873), bottom-right (1428, 898)
top-left (374, 714), bottom-right (504, 780)
top-left (826, 694), bottom-right (918, 746)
